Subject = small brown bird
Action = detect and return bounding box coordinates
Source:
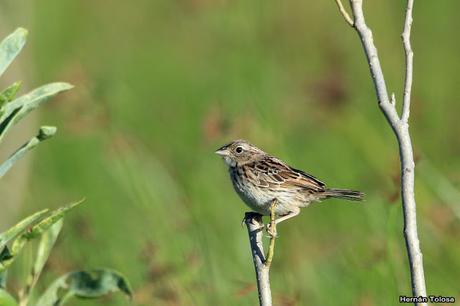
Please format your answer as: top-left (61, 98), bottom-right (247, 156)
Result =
top-left (216, 139), bottom-right (363, 227)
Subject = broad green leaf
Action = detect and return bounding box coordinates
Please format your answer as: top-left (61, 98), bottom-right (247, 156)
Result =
top-left (0, 288), bottom-right (17, 306)
top-left (0, 82), bottom-right (21, 108)
top-left (32, 220), bottom-right (63, 280)
top-left (0, 126), bottom-right (57, 179)
top-left (0, 200), bottom-right (83, 272)
top-left (0, 209), bottom-right (48, 250)
top-left (23, 200), bottom-right (82, 239)
top-left (19, 220), bottom-right (63, 303)
top-left (0, 82), bottom-right (73, 144)
top-left (36, 269), bottom-right (132, 306)
top-left (0, 28), bottom-right (27, 78)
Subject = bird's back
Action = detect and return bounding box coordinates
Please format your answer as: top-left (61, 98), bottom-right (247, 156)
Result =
top-left (229, 156), bottom-right (328, 215)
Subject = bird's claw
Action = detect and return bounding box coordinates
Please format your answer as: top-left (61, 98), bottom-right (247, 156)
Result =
top-left (265, 223), bottom-right (278, 238)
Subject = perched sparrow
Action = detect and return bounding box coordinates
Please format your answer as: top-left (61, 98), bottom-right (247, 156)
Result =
top-left (216, 139), bottom-right (363, 226)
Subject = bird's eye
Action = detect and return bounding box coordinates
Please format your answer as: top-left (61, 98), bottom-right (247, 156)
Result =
top-left (235, 146), bottom-right (243, 154)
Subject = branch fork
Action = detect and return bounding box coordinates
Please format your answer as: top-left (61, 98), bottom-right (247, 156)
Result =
top-left (334, 0), bottom-right (427, 304)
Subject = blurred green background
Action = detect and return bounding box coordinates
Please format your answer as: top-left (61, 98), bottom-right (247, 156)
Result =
top-left (1, 0), bottom-right (459, 305)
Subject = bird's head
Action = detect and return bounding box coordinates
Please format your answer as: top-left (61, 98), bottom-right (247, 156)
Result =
top-left (215, 139), bottom-right (265, 167)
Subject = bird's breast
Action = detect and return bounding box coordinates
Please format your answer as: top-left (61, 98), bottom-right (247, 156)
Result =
top-left (228, 166), bottom-right (299, 215)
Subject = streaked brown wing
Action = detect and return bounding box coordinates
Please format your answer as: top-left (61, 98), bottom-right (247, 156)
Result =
top-left (281, 166), bottom-right (325, 191)
top-left (249, 156), bottom-right (325, 192)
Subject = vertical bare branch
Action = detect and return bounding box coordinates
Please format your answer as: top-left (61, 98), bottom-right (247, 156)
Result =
top-left (244, 213), bottom-right (272, 306)
top-left (402, 0), bottom-right (414, 123)
top-left (348, 0), bottom-right (401, 132)
top-left (398, 2), bottom-right (427, 302)
top-left (333, 0), bottom-right (427, 304)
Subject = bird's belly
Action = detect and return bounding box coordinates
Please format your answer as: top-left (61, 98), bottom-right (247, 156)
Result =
top-left (232, 178), bottom-right (300, 216)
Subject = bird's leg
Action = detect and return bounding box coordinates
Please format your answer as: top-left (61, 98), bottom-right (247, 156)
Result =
top-left (275, 209), bottom-right (300, 225)
top-left (266, 199), bottom-right (278, 238)
top-left (266, 207), bottom-right (300, 236)
top-left (264, 199), bottom-right (278, 267)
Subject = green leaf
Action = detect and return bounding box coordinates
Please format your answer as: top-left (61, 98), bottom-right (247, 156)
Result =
top-left (0, 209), bottom-right (47, 280)
top-left (36, 269), bottom-right (132, 306)
top-left (23, 200), bottom-right (82, 239)
top-left (0, 210), bottom-right (48, 250)
top-left (0, 289), bottom-right (18, 306)
top-left (0, 82), bottom-right (21, 108)
top-left (0, 126), bottom-right (57, 179)
top-left (0, 82), bottom-right (73, 144)
top-left (32, 220), bottom-right (63, 281)
top-left (0, 200), bottom-right (83, 272)
top-left (0, 28), bottom-right (27, 78)
top-left (20, 220), bottom-right (63, 303)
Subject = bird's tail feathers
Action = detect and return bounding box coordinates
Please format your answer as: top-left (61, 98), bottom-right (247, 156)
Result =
top-left (324, 188), bottom-right (364, 201)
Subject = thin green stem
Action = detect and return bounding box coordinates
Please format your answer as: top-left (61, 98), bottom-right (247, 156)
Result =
top-left (264, 200), bottom-right (277, 268)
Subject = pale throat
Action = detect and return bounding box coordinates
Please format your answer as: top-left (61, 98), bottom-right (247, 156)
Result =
top-left (223, 156), bottom-right (237, 167)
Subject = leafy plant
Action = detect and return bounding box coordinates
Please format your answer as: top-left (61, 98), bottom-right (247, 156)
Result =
top-left (0, 28), bottom-right (131, 306)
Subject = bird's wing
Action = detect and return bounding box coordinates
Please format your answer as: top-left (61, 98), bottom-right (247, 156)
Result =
top-left (251, 157), bottom-right (325, 192)
top-left (284, 166), bottom-right (325, 191)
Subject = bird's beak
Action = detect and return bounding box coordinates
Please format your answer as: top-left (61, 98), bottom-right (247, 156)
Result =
top-left (215, 149), bottom-right (229, 156)
top-left (215, 145), bottom-right (229, 156)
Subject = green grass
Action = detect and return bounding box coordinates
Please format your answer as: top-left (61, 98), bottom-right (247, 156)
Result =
top-left (1, 0), bottom-right (460, 305)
